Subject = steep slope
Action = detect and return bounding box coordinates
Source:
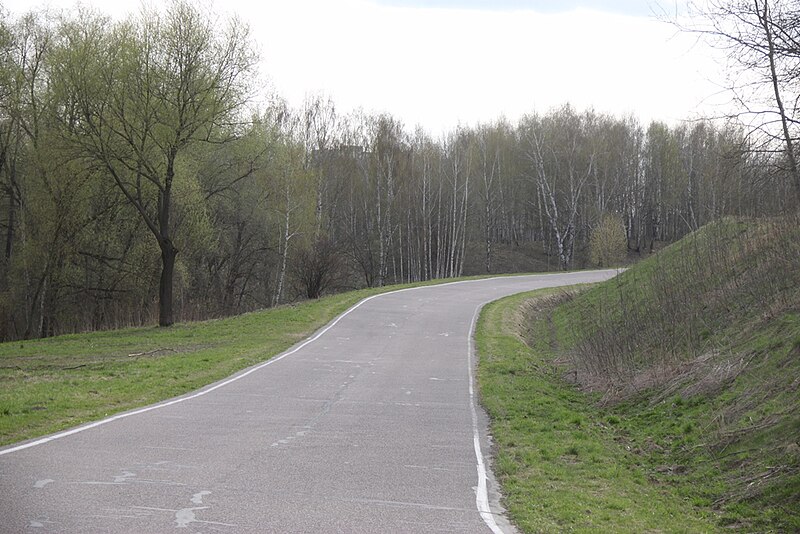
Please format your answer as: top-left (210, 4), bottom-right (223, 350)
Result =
top-left (547, 216), bottom-right (799, 529)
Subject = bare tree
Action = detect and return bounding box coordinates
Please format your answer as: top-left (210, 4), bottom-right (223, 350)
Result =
top-left (679, 0), bottom-right (800, 206)
top-left (300, 95), bottom-right (338, 238)
top-left (522, 107), bottom-right (596, 270)
top-left (475, 124), bottom-right (501, 273)
top-left (291, 238), bottom-right (344, 299)
top-left (263, 101), bottom-right (310, 306)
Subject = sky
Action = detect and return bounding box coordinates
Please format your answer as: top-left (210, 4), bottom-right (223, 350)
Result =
top-left (3, 0), bottom-right (726, 134)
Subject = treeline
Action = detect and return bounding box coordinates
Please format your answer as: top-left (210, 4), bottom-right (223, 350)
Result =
top-left (0, 2), bottom-right (795, 340)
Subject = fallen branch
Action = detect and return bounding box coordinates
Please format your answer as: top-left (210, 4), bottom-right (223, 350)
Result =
top-left (128, 348), bottom-right (177, 357)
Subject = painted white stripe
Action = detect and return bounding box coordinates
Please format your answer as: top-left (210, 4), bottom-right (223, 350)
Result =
top-left (467, 304), bottom-right (506, 534)
top-left (0, 270), bottom-right (616, 461)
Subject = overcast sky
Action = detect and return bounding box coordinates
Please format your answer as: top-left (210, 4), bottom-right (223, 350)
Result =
top-left (3, 0), bottom-right (725, 134)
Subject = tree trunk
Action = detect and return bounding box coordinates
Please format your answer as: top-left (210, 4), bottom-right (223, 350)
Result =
top-left (5, 189), bottom-right (14, 261)
top-left (274, 194), bottom-right (291, 306)
top-left (448, 156), bottom-right (459, 278)
top-left (158, 153), bottom-right (177, 327)
top-left (485, 195), bottom-right (492, 273)
top-left (458, 162), bottom-right (469, 277)
top-left (159, 239), bottom-right (177, 326)
top-left (315, 170), bottom-right (324, 239)
top-left (759, 0), bottom-right (800, 206)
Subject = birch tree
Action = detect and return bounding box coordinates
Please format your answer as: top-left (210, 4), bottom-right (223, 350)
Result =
top-left (262, 102), bottom-right (312, 306)
top-left (521, 107), bottom-right (596, 270)
top-left (475, 123), bottom-right (502, 272)
top-left (300, 95), bottom-right (338, 238)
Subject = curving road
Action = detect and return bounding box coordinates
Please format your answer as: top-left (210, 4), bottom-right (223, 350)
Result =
top-left (1, 271), bottom-right (617, 533)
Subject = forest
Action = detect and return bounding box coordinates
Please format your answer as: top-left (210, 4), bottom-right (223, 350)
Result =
top-left (0, 1), bottom-right (797, 340)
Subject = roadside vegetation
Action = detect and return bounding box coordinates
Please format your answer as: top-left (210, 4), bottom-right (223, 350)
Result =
top-left (478, 291), bottom-right (718, 532)
top-left (478, 216), bottom-right (799, 532)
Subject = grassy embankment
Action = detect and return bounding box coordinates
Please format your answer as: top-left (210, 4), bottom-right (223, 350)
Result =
top-left (1, 275), bottom-right (508, 447)
top-left (477, 216), bottom-right (799, 532)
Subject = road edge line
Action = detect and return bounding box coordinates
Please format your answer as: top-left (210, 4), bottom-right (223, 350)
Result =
top-left (467, 303), bottom-right (506, 534)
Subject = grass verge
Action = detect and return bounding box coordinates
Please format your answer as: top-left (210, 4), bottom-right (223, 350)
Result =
top-left (476, 289), bottom-right (719, 532)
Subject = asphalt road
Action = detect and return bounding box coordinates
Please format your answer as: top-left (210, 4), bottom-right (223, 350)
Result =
top-left (1, 271), bottom-right (617, 533)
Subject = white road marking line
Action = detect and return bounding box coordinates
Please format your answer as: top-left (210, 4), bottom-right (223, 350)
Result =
top-left (467, 304), bottom-right (505, 534)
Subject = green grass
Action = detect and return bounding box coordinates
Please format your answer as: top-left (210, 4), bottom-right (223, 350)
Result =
top-left (477, 290), bottom-right (718, 533)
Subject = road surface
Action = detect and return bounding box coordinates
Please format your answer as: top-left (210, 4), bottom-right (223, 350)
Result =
top-left (1, 271), bottom-right (617, 533)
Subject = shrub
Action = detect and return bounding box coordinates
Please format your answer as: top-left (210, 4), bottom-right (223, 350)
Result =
top-left (589, 213), bottom-right (627, 267)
